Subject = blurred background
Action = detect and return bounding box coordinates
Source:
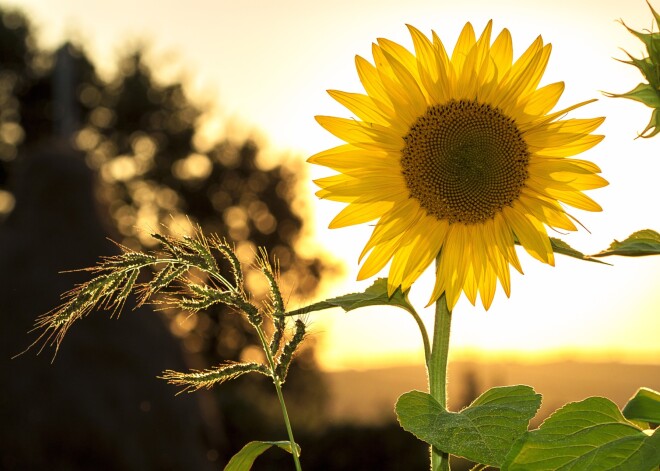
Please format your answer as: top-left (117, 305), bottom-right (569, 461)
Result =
top-left (0, 1), bottom-right (658, 470)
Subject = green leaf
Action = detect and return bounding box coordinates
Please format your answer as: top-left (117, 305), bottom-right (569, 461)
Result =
top-left (593, 229), bottom-right (660, 257)
top-left (502, 397), bottom-right (660, 471)
top-left (395, 386), bottom-right (542, 467)
top-left (650, 0), bottom-right (660, 28)
top-left (549, 238), bottom-right (610, 265)
top-left (623, 24), bottom-right (660, 64)
top-left (623, 388), bottom-right (660, 424)
top-left (640, 107), bottom-right (660, 138)
top-left (286, 277), bottom-right (415, 316)
top-left (607, 82), bottom-right (660, 108)
top-left (224, 440), bottom-right (299, 471)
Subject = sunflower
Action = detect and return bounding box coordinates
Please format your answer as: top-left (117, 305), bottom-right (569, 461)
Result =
top-left (309, 21), bottom-right (607, 310)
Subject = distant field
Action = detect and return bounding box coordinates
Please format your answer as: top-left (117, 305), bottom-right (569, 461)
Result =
top-left (325, 361), bottom-right (660, 425)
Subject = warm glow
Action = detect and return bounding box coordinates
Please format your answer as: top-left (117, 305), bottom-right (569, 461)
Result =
top-left (13, 0), bottom-right (660, 370)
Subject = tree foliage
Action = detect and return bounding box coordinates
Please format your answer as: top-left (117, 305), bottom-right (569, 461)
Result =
top-left (0, 4), bottom-right (330, 465)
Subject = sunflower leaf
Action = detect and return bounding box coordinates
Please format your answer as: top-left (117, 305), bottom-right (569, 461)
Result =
top-left (623, 388), bottom-right (660, 424)
top-left (592, 229), bottom-right (660, 257)
top-left (606, 82), bottom-right (660, 108)
top-left (640, 107), bottom-right (660, 138)
top-left (224, 440), bottom-right (300, 471)
top-left (285, 278), bottom-right (414, 316)
top-left (395, 386), bottom-right (541, 467)
top-left (502, 396), bottom-right (660, 471)
top-left (548, 238), bottom-right (610, 265)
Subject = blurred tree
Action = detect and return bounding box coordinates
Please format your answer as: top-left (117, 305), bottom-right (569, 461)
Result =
top-left (0, 9), bottom-right (100, 220)
top-left (1, 7), bottom-right (215, 471)
top-left (0, 8), bottom-right (31, 218)
top-left (0, 4), bottom-right (329, 468)
top-left (0, 7), bottom-right (31, 166)
top-left (79, 50), bottom-right (331, 454)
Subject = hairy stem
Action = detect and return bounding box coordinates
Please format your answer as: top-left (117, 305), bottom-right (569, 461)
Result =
top-left (402, 303), bottom-right (431, 369)
top-left (255, 326), bottom-right (302, 471)
top-left (428, 288), bottom-right (452, 471)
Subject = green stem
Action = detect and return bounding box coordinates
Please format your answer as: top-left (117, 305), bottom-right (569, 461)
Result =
top-left (272, 376), bottom-right (302, 471)
top-left (255, 326), bottom-right (302, 471)
top-left (428, 288), bottom-right (452, 471)
top-left (402, 302), bottom-right (431, 369)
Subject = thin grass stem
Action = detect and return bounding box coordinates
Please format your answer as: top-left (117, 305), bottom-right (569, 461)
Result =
top-left (255, 326), bottom-right (302, 471)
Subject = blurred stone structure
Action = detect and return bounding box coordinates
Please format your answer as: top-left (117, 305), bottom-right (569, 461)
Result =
top-left (0, 142), bottom-right (215, 470)
top-left (0, 11), bottom-right (216, 468)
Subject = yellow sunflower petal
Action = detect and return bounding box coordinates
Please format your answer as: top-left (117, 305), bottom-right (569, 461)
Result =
top-left (507, 35), bottom-right (544, 81)
top-left (544, 187), bottom-right (603, 211)
top-left (456, 21), bottom-right (494, 98)
top-left (407, 24), bottom-right (450, 103)
top-left (400, 218), bottom-right (448, 290)
top-left (451, 22), bottom-right (477, 77)
top-left (525, 117), bottom-right (605, 148)
top-left (329, 200), bottom-right (393, 228)
top-left (527, 164), bottom-right (608, 191)
top-left (379, 48), bottom-right (427, 116)
top-left (463, 263), bottom-right (479, 305)
top-left (517, 193), bottom-right (578, 231)
top-left (528, 156), bottom-right (602, 175)
top-left (358, 233), bottom-right (404, 280)
top-left (502, 206), bottom-right (554, 265)
top-left (491, 214), bottom-right (523, 274)
top-left (355, 55), bottom-right (395, 111)
top-left (389, 238), bottom-right (418, 289)
top-left (490, 28), bottom-right (513, 76)
top-left (315, 115), bottom-right (404, 151)
top-left (314, 173), bottom-right (403, 195)
top-left (521, 98), bottom-right (597, 130)
top-left (431, 30), bottom-right (451, 67)
top-left (487, 243), bottom-right (512, 297)
top-left (360, 200), bottom-right (425, 260)
top-left (327, 90), bottom-right (392, 126)
top-left (479, 263), bottom-right (498, 310)
top-left (519, 43), bottom-right (552, 98)
top-left (495, 38), bottom-right (546, 110)
top-left (534, 134), bottom-right (604, 157)
top-left (377, 37), bottom-right (420, 83)
top-left (439, 225), bottom-right (471, 308)
top-left (472, 20), bottom-right (495, 77)
top-left (523, 82), bottom-right (564, 116)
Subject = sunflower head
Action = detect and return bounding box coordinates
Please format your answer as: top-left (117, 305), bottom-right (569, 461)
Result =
top-left (310, 21), bottom-right (607, 310)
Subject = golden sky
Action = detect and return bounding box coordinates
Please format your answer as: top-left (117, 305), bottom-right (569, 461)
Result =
top-left (9, 0), bottom-right (660, 370)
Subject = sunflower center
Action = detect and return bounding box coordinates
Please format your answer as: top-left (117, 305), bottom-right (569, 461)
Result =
top-left (401, 99), bottom-right (529, 224)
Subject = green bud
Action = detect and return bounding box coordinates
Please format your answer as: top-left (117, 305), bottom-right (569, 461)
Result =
top-left (606, 1), bottom-right (660, 137)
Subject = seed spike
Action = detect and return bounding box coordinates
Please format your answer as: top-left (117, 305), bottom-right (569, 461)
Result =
top-left (276, 319), bottom-right (306, 383)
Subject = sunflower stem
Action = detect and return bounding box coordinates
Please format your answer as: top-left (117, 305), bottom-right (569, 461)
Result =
top-left (428, 290), bottom-right (452, 471)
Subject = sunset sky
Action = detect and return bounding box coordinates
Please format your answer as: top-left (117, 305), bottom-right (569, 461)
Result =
top-left (7, 0), bottom-right (660, 370)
